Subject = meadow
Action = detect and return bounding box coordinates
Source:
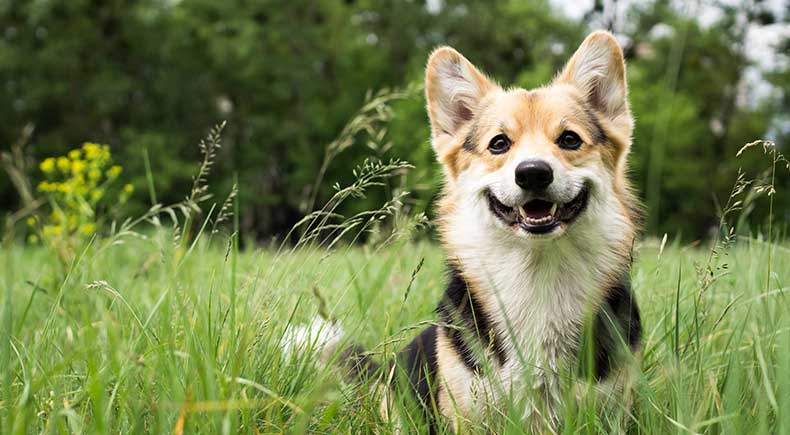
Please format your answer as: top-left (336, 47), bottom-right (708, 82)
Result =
top-left (3, 2), bottom-right (788, 432)
top-left (1, 119), bottom-right (787, 434)
top-left (2, 222), bottom-right (789, 433)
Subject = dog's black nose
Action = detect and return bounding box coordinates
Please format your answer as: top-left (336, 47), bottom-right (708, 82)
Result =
top-left (515, 160), bottom-right (553, 190)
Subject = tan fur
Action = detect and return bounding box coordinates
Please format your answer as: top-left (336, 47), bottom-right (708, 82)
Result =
top-left (430, 32), bottom-right (638, 293)
top-left (432, 85), bottom-right (635, 226)
top-left (352, 30), bottom-right (640, 430)
top-left (301, 36), bottom-right (644, 426)
top-left (419, 31), bottom-right (641, 431)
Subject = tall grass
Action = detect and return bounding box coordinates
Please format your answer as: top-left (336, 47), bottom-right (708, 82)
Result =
top-left (1, 215), bottom-right (788, 433)
top-left (1, 108), bottom-right (789, 433)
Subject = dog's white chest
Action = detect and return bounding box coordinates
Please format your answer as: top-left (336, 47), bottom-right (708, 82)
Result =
top-left (461, 236), bottom-right (609, 404)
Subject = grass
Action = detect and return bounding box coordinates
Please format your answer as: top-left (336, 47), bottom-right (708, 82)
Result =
top-left (1, 227), bottom-right (789, 434)
top-left (1, 114), bottom-right (787, 432)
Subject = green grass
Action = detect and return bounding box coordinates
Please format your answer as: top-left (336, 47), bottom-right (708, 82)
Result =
top-left (1, 230), bottom-right (789, 434)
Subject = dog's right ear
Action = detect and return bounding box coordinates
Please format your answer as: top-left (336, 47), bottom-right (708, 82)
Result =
top-left (555, 31), bottom-right (631, 132)
top-left (425, 47), bottom-right (496, 144)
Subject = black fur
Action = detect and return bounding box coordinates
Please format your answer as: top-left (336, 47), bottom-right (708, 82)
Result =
top-left (339, 344), bottom-right (381, 380)
top-left (462, 118), bottom-right (482, 152)
top-left (578, 273), bottom-right (642, 380)
top-left (338, 268), bottom-right (641, 432)
top-left (571, 95), bottom-right (609, 145)
top-left (583, 105), bottom-right (608, 145)
top-left (436, 267), bottom-right (507, 372)
top-left (398, 325), bottom-right (441, 431)
top-left (462, 132), bottom-right (477, 152)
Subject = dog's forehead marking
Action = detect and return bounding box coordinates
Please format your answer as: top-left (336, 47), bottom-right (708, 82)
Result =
top-left (467, 90), bottom-right (535, 146)
top-left (475, 87), bottom-right (608, 147)
top-left (452, 84), bottom-right (620, 177)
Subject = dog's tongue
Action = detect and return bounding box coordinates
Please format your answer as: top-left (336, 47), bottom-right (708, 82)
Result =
top-left (524, 199), bottom-right (553, 218)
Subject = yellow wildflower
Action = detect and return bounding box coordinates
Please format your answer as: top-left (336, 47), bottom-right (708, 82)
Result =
top-left (43, 225), bottom-right (63, 236)
top-left (91, 189), bottom-right (104, 202)
top-left (82, 142), bottom-right (106, 160)
top-left (40, 158), bottom-right (56, 173)
top-left (107, 165), bottom-right (122, 178)
top-left (71, 160), bottom-right (86, 175)
top-left (56, 157), bottom-right (71, 173)
top-left (34, 142), bottom-right (124, 249)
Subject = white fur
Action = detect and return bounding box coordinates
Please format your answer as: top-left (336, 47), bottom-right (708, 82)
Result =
top-left (489, 144), bottom-right (587, 213)
top-left (441, 152), bottom-right (632, 425)
top-left (282, 317), bottom-right (346, 362)
top-left (561, 32), bottom-right (630, 130)
top-left (429, 53), bottom-right (489, 135)
top-left (420, 33), bottom-right (636, 431)
top-left (567, 42), bottom-right (623, 110)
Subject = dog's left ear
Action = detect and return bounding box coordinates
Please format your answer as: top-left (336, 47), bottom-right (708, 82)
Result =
top-left (557, 31), bottom-right (630, 126)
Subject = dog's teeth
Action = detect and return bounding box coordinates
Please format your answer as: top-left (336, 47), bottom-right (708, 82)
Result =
top-left (526, 216), bottom-right (551, 225)
top-left (518, 205), bottom-right (527, 218)
top-left (550, 203), bottom-right (558, 216)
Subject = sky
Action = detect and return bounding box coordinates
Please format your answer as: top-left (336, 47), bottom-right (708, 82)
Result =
top-left (550, 0), bottom-right (788, 71)
top-left (424, 0), bottom-right (787, 75)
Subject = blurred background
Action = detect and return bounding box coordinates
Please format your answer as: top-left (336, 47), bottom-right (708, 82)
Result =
top-left (1, 0), bottom-right (788, 242)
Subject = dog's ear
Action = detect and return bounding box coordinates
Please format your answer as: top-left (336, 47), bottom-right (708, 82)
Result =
top-left (425, 47), bottom-right (496, 141)
top-left (556, 31), bottom-right (630, 124)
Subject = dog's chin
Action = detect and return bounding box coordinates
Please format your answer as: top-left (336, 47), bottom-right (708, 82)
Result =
top-left (485, 186), bottom-right (590, 239)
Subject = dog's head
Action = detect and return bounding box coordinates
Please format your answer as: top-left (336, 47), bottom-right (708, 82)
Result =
top-left (426, 31), bottom-right (637, 247)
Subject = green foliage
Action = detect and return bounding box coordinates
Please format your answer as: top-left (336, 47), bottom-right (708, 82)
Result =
top-left (1, 0), bottom-right (787, 240)
top-left (1, 3), bottom-right (789, 433)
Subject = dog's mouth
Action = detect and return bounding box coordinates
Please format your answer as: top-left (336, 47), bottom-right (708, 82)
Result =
top-left (486, 186), bottom-right (590, 234)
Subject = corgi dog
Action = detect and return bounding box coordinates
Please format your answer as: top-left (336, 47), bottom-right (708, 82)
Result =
top-left (293, 30), bottom-right (642, 433)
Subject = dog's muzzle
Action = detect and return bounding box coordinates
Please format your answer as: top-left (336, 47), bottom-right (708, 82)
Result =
top-left (486, 186), bottom-right (590, 234)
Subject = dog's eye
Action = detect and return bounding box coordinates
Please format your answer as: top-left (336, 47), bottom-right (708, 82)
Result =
top-left (557, 130), bottom-right (583, 150)
top-left (488, 134), bottom-right (511, 154)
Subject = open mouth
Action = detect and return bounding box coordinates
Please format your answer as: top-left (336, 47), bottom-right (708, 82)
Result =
top-left (486, 186), bottom-right (589, 234)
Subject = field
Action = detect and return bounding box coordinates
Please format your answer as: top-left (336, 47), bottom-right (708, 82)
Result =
top-left (2, 229), bottom-right (789, 434)
top-left (2, 0), bottom-right (788, 432)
